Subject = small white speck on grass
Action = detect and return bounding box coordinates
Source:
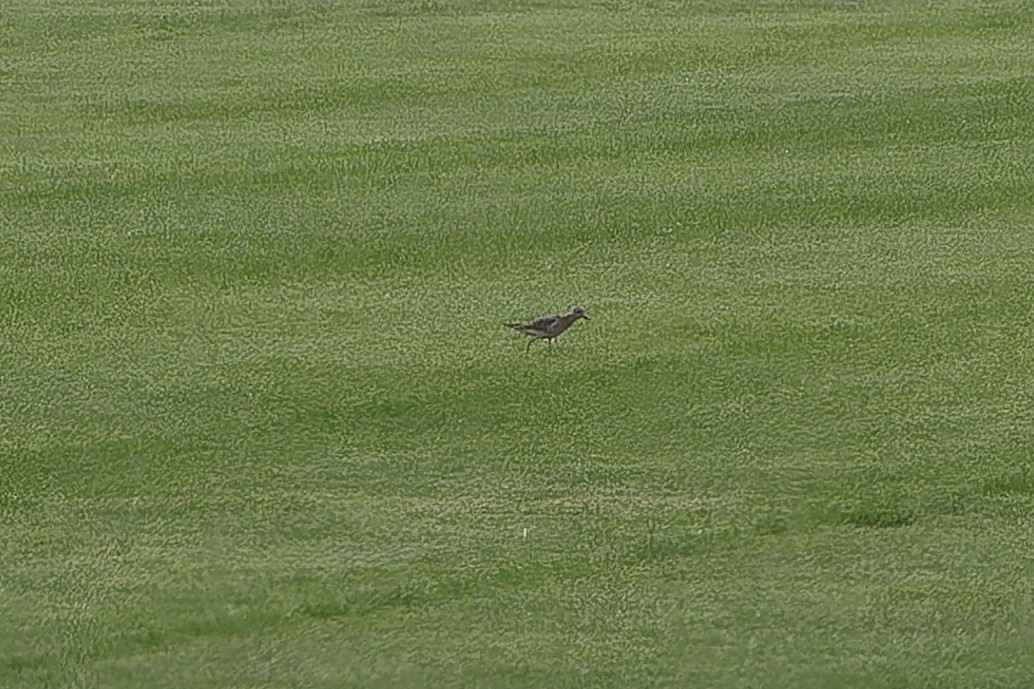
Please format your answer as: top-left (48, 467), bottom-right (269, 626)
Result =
top-left (521, 528), bottom-right (528, 539)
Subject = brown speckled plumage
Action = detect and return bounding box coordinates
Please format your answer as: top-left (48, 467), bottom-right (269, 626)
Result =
top-left (505, 307), bottom-right (589, 352)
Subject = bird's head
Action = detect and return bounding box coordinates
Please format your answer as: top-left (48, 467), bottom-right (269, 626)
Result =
top-left (571, 307), bottom-right (589, 320)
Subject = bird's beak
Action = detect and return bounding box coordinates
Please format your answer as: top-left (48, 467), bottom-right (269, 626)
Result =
top-left (582, 314), bottom-right (590, 320)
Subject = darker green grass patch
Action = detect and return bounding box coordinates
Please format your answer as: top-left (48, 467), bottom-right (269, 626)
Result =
top-left (0, 653), bottom-right (52, 674)
top-left (839, 499), bottom-right (918, 530)
top-left (977, 466), bottom-right (1034, 498)
top-left (292, 576), bottom-right (482, 620)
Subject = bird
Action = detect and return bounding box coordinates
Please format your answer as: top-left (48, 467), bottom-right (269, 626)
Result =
top-left (505, 307), bottom-right (589, 353)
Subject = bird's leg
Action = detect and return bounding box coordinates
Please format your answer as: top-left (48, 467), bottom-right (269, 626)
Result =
top-left (526, 338), bottom-right (535, 354)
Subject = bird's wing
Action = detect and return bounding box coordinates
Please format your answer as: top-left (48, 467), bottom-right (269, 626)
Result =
top-left (525, 315), bottom-right (560, 329)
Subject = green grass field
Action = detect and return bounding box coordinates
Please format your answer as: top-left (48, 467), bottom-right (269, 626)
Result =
top-left (4, 1), bottom-right (1034, 687)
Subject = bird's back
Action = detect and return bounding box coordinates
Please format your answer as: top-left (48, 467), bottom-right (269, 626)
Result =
top-left (527, 315), bottom-right (561, 330)
top-left (505, 314), bottom-right (562, 336)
